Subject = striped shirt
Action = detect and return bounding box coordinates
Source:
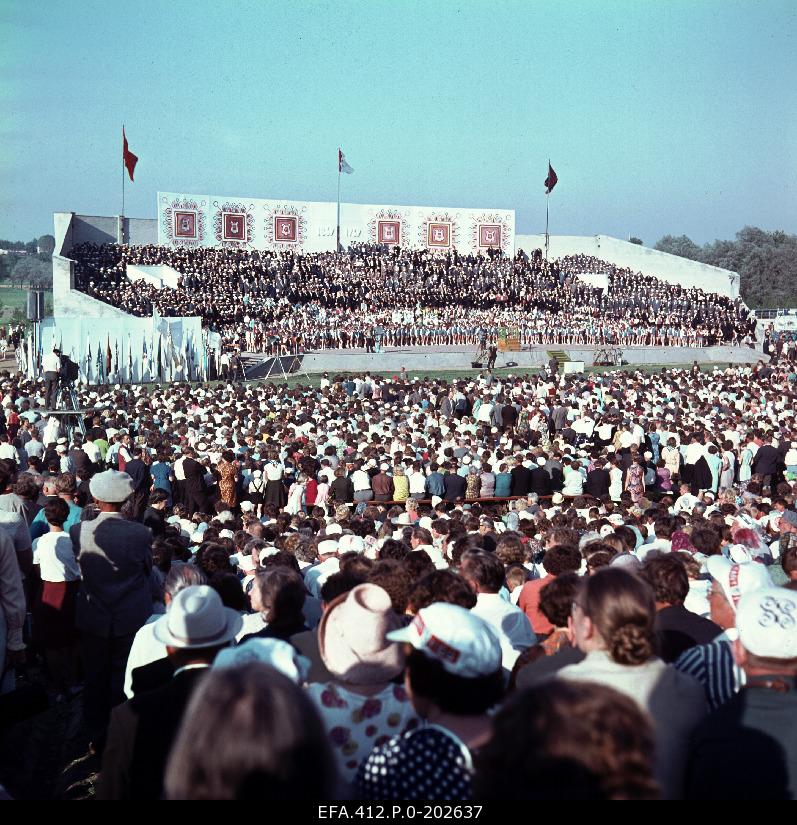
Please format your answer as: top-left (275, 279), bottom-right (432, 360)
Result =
top-left (674, 634), bottom-right (745, 711)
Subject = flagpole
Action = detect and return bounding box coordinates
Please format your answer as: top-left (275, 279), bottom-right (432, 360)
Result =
top-left (544, 156), bottom-right (550, 260)
top-left (336, 148), bottom-right (341, 254)
top-left (545, 192), bottom-right (549, 261)
top-left (122, 124), bottom-right (125, 219)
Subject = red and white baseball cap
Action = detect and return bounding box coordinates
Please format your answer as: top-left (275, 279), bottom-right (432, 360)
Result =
top-left (387, 602), bottom-right (502, 677)
top-left (706, 556), bottom-right (773, 611)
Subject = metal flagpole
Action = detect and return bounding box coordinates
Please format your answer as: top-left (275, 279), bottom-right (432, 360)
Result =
top-left (545, 193), bottom-right (550, 260)
top-left (122, 124), bottom-right (125, 218)
top-left (336, 148), bottom-right (341, 253)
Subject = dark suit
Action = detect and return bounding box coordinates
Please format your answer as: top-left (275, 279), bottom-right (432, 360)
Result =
top-left (125, 458), bottom-right (153, 520)
top-left (443, 472), bottom-right (466, 502)
top-left (142, 506), bottom-right (165, 538)
top-left (330, 476), bottom-right (354, 504)
top-left (510, 465), bottom-right (532, 496)
top-left (99, 666), bottom-right (210, 799)
top-left (71, 512), bottom-right (153, 740)
top-left (752, 444), bottom-right (782, 493)
top-left (529, 466), bottom-right (552, 496)
top-left (182, 457), bottom-right (209, 515)
top-left (501, 405), bottom-right (518, 430)
top-left (584, 468), bottom-right (610, 499)
top-left (654, 605), bottom-right (722, 663)
top-left (752, 445), bottom-right (780, 477)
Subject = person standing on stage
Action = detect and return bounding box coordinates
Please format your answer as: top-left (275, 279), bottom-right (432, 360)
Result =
top-left (43, 347), bottom-right (62, 410)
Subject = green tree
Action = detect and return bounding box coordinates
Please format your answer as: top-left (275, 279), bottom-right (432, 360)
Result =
top-left (654, 234), bottom-right (704, 261)
top-left (11, 255), bottom-right (50, 288)
top-left (0, 253), bottom-right (18, 282)
top-left (37, 234), bottom-right (55, 255)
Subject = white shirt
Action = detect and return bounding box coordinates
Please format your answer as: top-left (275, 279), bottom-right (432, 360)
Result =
top-left (264, 462), bottom-right (283, 481)
top-left (123, 615), bottom-right (165, 699)
top-left (43, 352), bottom-right (61, 373)
top-left (83, 441), bottom-right (101, 463)
top-left (637, 538), bottom-right (672, 561)
top-left (350, 469), bottom-right (371, 492)
top-left (673, 493), bottom-right (698, 515)
top-left (303, 557), bottom-right (341, 599)
top-left (32, 532), bottom-right (80, 582)
top-left (0, 444), bottom-right (17, 462)
top-left (471, 592), bottom-right (536, 671)
top-left (25, 438), bottom-right (44, 460)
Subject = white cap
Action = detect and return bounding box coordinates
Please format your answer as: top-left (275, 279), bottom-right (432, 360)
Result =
top-left (736, 587), bottom-right (797, 658)
top-left (386, 602), bottom-right (502, 677)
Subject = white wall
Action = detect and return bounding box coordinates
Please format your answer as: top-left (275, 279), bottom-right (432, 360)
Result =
top-left (516, 234), bottom-right (739, 298)
top-left (157, 191), bottom-right (515, 255)
top-left (127, 264), bottom-right (181, 289)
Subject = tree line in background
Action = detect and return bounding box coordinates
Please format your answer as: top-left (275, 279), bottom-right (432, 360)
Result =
top-left (1, 227), bottom-right (794, 309)
top-left (653, 227), bottom-right (797, 309)
top-left (0, 235), bottom-right (54, 290)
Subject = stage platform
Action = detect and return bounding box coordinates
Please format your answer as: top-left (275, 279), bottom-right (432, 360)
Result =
top-left (298, 344), bottom-right (765, 374)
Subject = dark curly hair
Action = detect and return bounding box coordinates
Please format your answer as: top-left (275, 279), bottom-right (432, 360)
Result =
top-left (640, 554), bottom-right (689, 606)
top-left (542, 543), bottom-right (582, 577)
top-left (367, 559), bottom-right (412, 614)
top-left (407, 569), bottom-right (477, 614)
top-left (538, 572), bottom-right (581, 628)
top-left (406, 649), bottom-right (504, 716)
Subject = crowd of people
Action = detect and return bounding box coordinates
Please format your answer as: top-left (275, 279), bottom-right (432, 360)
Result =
top-left (0, 345), bottom-right (795, 800)
top-left (71, 243), bottom-right (756, 353)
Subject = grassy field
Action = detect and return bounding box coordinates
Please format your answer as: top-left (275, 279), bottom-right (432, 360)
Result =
top-left (0, 286), bottom-right (53, 321)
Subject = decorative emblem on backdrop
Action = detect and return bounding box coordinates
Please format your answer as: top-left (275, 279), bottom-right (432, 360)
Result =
top-left (212, 201), bottom-right (255, 247)
top-left (367, 209), bottom-right (409, 247)
top-left (419, 213), bottom-right (459, 250)
top-left (471, 213), bottom-right (512, 253)
top-left (161, 196), bottom-right (207, 246)
top-left (263, 204), bottom-right (307, 248)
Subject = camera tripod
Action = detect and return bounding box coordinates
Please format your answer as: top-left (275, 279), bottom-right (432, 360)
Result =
top-left (45, 380), bottom-right (87, 442)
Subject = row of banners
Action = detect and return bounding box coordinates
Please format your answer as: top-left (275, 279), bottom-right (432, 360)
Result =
top-left (19, 315), bottom-right (214, 386)
top-left (157, 192), bottom-right (516, 255)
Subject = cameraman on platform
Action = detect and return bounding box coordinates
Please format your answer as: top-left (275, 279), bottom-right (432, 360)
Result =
top-left (43, 347), bottom-right (62, 410)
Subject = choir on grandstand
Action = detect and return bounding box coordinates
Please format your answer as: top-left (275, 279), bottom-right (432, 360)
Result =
top-left (0, 343), bottom-right (796, 800)
top-left (71, 242), bottom-right (757, 353)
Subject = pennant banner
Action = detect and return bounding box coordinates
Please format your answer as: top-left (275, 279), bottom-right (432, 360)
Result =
top-left (123, 127), bottom-right (138, 182)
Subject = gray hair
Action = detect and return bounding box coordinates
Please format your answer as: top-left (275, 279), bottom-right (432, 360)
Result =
top-left (165, 563), bottom-right (208, 600)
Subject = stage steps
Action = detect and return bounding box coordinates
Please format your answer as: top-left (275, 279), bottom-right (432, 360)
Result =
top-left (546, 350), bottom-right (571, 366)
top-left (239, 353), bottom-right (305, 379)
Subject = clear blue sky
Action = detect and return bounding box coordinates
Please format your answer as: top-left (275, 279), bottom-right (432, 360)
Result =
top-left (1, 0), bottom-right (795, 246)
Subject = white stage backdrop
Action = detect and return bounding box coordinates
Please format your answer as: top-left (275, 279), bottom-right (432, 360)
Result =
top-left (157, 192), bottom-right (515, 256)
top-left (35, 314), bottom-right (206, 385)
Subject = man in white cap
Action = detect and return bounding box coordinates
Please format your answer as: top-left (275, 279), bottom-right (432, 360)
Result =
top-left (99, 585), bottom-right (242, 799)
top-left (70, 470), bottom-right (154, 749)
top-left (685, 587), bottom-right (797, 799)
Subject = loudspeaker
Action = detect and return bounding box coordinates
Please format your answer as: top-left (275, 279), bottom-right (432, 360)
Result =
top-left (471, 361), bottom-right (483, 368)
top-left (27, 290), bottom-right (45, 321)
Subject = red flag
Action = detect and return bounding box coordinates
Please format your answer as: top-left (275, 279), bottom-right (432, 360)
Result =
top-left (123, 128), bottom-right (138, 182)
top-left (544, 161), bottom-right (558, 194)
